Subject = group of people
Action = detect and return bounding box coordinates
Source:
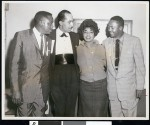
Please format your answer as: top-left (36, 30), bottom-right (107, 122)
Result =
top-left (9, 9), bottom-right (145, 117)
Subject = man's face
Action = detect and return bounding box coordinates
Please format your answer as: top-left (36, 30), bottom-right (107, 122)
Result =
top-left (107, 20), bottom-right (122, 38)
top-left (60, 13), bottom-right (73, 33)
top-left (41, 16), bottom-right (53, 34)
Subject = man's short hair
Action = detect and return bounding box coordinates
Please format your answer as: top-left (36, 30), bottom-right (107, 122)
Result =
top-left (55, 10), bottom-right (71, 28)
top-left (78, 19), bottom-right (99, 41)
top-left (110, 16), bottom-right (124, 28)
top-left (34, 11), bottom-right (52, 26)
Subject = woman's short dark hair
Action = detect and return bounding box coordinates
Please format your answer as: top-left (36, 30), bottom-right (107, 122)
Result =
top-left (34, 11), bottom-right (52, 26)
top-left (55, 10), bottom-right (71, 28)
top-left (78, 19), bottom-right (99, 40)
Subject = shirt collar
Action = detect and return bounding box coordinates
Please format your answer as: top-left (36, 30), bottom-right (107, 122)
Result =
top-left (57, 27), bottom-right (69, 37)
top-left (33, 27), bottom-right (41, 36)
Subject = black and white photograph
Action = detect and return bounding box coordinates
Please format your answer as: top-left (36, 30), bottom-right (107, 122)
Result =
top-left (1, 1), bottom-right (149, 120)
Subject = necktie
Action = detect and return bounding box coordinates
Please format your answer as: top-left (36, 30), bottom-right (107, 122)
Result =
top-left (40, 34), bottom-right (44, 56)
top-left (60, 33), bottom-right (67, 37)
top-left (115, 39), bottom-right (120, 69)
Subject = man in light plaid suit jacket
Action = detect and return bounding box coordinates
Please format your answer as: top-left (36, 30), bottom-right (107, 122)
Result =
top-left (102, 16), bottom-right (145, 117)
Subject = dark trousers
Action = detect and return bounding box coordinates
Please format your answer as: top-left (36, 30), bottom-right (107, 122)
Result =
top-left (50, 64), bottom-right (79, 116)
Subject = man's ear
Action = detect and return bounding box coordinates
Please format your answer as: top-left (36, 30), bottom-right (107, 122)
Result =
top-left (59, 21), bottom-right (63, 26)
top-left (39, 19), bottom-right (45, 26)
top-left (119, 26), bottom-right (123, 31)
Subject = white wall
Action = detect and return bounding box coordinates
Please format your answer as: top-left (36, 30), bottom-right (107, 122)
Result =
top-left (4, 1), bottom-right (148, 63)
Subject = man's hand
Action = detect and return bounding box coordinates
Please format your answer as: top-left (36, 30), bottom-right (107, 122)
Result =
top-left (12, 91), bottom-right (22, 105)
top-left (136, 90), bottom-right (143, 99)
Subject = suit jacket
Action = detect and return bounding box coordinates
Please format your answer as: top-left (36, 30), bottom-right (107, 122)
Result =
top-left (10, 29), bottom-right (52, 103)
top-left (103, 33), bottom-right (145, 102)
top-left (49, 29), bottom-right (80, 85)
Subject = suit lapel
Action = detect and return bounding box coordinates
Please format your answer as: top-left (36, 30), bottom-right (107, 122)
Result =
top-left (29, 29), bottom-right (44, 58)
top-left (49, 30), bottom-right (56, 67)
top-left (45, 35), bottom-right (52, 56)
top-left (49, 29), bottom-right (56, 54)
top-left (69, 32), bottom-right (78, 65)
top-left (29, 29), bottom-right (40, 50)
top-left (69, 32), bottom-right (75, 54)
top-left (108, 40), bottom-right (117, 75)
top-left (117, 33), bottom-right (128, 77)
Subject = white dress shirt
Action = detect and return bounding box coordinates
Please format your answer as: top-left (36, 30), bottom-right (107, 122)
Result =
top-left (55, 28), bottom-right (73, 55)
top-left (33, 27), bottom-right (46, 55)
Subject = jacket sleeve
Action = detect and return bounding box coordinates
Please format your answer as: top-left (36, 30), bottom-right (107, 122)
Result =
top-left (133, 38), bottom-right (146, 90)
top-left (10, 32), bottom-right (23, 93)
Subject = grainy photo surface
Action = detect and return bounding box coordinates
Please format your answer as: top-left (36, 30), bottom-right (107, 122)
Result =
top-left (1, 1), bottom-right (149, 120)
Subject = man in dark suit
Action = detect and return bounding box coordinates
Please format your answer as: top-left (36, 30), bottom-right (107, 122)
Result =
top-left (10, 11), bottom-right (53, 116)
top-left (49, 10), bottom-right (79, 116)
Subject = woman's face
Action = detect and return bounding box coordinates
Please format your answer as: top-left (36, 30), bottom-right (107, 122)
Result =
top-left (83, 27), bottom-right (95, 42)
